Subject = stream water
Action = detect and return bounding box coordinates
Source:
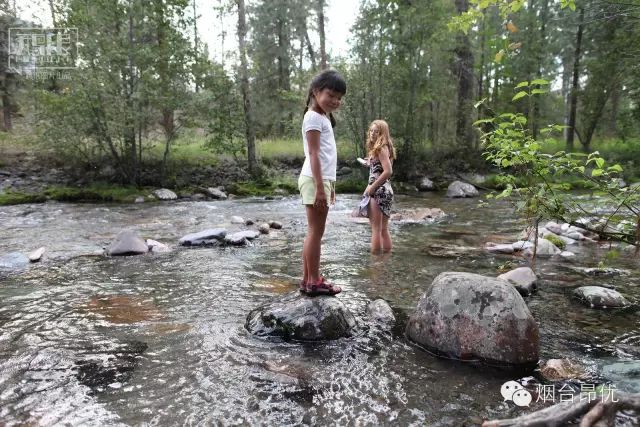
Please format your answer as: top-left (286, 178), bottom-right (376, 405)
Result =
top-left (0, 193), bottom-right (638, 425)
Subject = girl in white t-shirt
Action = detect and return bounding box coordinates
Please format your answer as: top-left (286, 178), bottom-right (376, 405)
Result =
top-left (298, 70), bottom-right (346, 296)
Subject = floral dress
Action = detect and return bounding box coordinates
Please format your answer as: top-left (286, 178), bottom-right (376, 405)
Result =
top-left (368, 158), bottom-right (394, 217)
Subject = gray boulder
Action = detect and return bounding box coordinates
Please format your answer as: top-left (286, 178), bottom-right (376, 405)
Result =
top-left (245, 292), bottom-right (356, 340)
top-left (522, 239), bottom-right (561, 257)
top-left (406, 272), bottom-right (539, 367)
top-left (573, 286), bottom-right (629, 308)
top-left (108, 231), bottom-right (149, 256)
top-left (446, 181), bottom-right (479, 198)
top-left (367, 299), bottom-right (395, 326)
top-left (485, 243), bottom-right (515, 254)
top-left (179, 228), bottom-right (226, 246)
top-left (225, 230), bottom-right (260, 246)
top-left (146, 239), bottom-right (170, 253)
top-left (417, 177), bottom-right (436, 191)
top-left (152, 188), bottom-right (177, 200)
top-left (206, 187), bottom-right (227, 200)
top-left (258, 223), bottom-right (270, 234)
top-left (498, 267), bottom-right (537, 296)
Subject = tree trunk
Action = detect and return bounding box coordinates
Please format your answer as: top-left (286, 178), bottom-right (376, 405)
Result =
top-left (193, 0), bottom-right (199, 93)
top-left (454, 0), bottom-right (475, 149)
top-left (304, 27), bottom-right (317, 69)
top-left (531, 0), bottom-right (549, 140)
top-left (566, 7), bottom-right (584, 152)
top-left (561, 48), bottom-right (572, 142)
top-left (236, 0), bottom-right (257, 175)
top-left (317, 0), bottom-right (327, 70)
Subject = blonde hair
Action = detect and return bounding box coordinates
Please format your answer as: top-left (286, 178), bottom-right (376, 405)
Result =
top-left (366, 120), bottom-right (396, 161)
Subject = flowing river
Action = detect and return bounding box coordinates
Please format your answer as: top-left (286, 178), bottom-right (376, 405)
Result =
top-left (0, 193), bottom-right (638, 425)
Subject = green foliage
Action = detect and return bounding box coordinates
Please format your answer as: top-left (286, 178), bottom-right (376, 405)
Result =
top-left (335, 176), bottom-right (368, 194)
top-left (544, 234), bottom-right (566, 250)
top-left (450, 0), bottom-right (574, 33)
top-left (478, 90), bottom-right (640, 246)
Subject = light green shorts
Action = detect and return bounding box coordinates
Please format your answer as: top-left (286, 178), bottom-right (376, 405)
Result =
top-left (298, 175), bottom-right (334, 205)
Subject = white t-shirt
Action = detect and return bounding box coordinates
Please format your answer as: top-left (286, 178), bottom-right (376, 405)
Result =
top-left (300, 110), bottom-right (337, 181)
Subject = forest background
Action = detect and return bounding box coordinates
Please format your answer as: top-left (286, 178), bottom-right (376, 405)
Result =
top-left (0, 0), bottom-right (639, 203)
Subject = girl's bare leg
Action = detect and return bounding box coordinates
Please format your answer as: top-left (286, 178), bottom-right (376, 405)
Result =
top-left (381, 214), bottom-right (392, 252)
top-left (368, 198), bottom-right (383, 253)
top-left (304, 205), bottom-right (328, 283)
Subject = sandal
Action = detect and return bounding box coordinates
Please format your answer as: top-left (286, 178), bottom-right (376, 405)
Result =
top-left (305, 277), bottom-right (342, 296)
top-left (299, 279), bottom-right (307, 293)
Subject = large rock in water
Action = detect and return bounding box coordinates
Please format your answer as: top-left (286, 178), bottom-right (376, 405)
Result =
top-left (107, 231), bottom-right (149, 256)
top-left (573, 286), bottom-right (629, 308)
top-left (446, 181), bottom-right (479, 198)
top-left (245, 292), bottom-right (356, 341)
top-left (406, 272), bottom-right (539, 367)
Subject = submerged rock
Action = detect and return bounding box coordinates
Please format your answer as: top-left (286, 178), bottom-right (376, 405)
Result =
top-left (0, 252), bottom-right (29, 272)
top-left (107, 231), bottom-right (149, 256)
top-left (179, 228), bottom-right (226, 246)
top-left (390, 208), bottom-right (445, 223)
top-left (498, 267), bottom-right (537, 296)
top-left (446, 181), bottom-right (479, 198)
top-left (540, 359), bottom-right (588, 381)
top-left (366, 299), bottom-right (395, 326)
top-left (246, 292), bottom-right (356, 340)
top-left (573, 286), bottom-right (629, 308)
top-left (406, 272), bottom-right (539, 367)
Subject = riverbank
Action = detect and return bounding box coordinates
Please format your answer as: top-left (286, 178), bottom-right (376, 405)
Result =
top-left (2, 133), bottom-right (637, 206)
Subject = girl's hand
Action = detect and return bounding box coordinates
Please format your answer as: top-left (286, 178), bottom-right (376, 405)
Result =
top-left (364, 185), bottom-right (374, 196)
top-left (314, 188), bottom-right (328, 209)
top-left (330, 188), bottom-right (336, 206)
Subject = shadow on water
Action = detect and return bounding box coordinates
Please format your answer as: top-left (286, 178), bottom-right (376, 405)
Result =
top-left (0, 192), bottom-right (638, 425)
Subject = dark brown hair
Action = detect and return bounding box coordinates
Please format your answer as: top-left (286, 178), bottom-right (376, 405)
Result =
top-left (303, 69), bottom-right (347, 128)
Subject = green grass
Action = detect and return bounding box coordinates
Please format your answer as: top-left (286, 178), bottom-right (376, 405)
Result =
top-left (257, 138), bottom-right (357, 162)
top-left (227, 175), bottom-right (298, 196)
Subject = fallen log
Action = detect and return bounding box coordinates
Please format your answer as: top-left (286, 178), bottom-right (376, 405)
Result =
top-left (482, 392), bottom-right (640, 427)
